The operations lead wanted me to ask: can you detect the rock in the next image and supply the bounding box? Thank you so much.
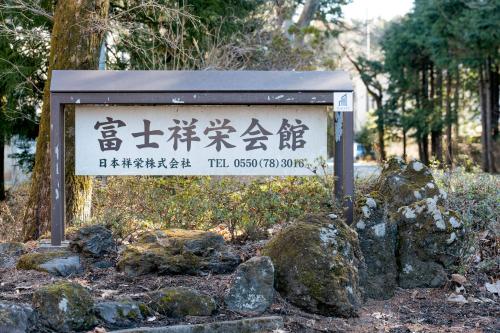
[447,293,468,304]
[388,156,443,199]
[106,316,284,333]
[32,281,97,332]
[485,281,500,295]
[95,299,143,328]
[225,256,274,315]
[147,287,216,318]
[451,273,467,285]
[93,259,115,269]
[397,198,464,288]
[70,224,116,257]
[0,302,35,333]
[356,158,452,298]
[355,194,398,299]
[0,242,26,269]
[263,214,363,317]
[16,251,83,277]
[117,229,240,277]
[376,158,445,209]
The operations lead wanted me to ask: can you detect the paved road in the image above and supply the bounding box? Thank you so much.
[326,162,381,179]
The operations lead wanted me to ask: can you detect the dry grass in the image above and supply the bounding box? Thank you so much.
[0,182,30,242]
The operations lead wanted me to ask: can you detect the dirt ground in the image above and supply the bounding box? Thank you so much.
[1,257,498,333]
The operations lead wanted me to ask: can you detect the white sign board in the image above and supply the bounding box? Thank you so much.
[75,105,327,176]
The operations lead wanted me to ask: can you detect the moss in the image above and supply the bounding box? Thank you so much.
[263,214,362,317]
[32,281,97,331]
[151,287,216,317]
[16,251,71,271]
[138,303,151,317]
[118,228,232,276]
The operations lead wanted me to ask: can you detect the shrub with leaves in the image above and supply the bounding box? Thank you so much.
[91,176,331,242]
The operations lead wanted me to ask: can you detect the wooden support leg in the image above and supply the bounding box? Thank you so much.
[50,95,65,245]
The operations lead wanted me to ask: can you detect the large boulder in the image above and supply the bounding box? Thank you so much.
[376,158,446,209]
[70,224,116,257]
[32,281,97,332]
[117,229,240,277]
[0,242,26,269]
[0,302,35,333]
[397,198,465,288]
[146,287,216,318]
[16,251,83,277]
[95,299,143,328]
[355,194,398,299]
[356,157,450,299]
[263,214,363,318]
[225,256,274,315]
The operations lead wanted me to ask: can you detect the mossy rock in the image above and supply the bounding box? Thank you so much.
[0,301,35,333]
[396,198,464,288]
[95,298,143,328]
[117,229,239,277]
[16,251,83,277]
[17,251,69,270]
[354,194,398,300]
[32,281,97,332]
[0,242,26,269]
[376,158,445,209]
[148,287,216,318]
[263,214,363,317]
[354,158,450,298]
[225,256,275,315]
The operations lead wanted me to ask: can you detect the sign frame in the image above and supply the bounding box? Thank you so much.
[50,70,354,246]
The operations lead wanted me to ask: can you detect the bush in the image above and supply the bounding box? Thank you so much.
[91,176,331,242]
[433,168,499,275]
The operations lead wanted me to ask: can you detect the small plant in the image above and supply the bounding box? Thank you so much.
[91,175,332,242]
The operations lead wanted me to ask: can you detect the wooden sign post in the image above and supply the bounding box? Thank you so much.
[50,70,354,246]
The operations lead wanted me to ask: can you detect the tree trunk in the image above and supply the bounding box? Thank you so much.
[445,70,453,166]
[23,0,109,240]
[422,134,430,165]
[375,96,386,161]
[297,0,320,28]
[488,61,498,172]
[490,64,499,141]
[0,133,4,201]
[421,66,430,165]
[479,63,491,173]
[431,67,443,165]
[453,67,460,139]
[295,0,320,45]
[402,93,407,161]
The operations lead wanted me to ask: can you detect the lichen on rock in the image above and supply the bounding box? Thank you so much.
[117,229,240,277]
[225,256,274,315]
[0,301,35,333]
[397,199,465,288]
[0,242,26,269]
[355,157,459,299]
[263,214,363,318]
[16,251,83,277]
[354,193,398,300]
[32,281,97,332]
[377,158,444,209]
[95,298,143,328]
[70,224,116,257]
[147,287,216,318]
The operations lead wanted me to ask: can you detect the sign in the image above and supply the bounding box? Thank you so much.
[333,92,353,112]
[50,70,355,246]
[75,105,327,176]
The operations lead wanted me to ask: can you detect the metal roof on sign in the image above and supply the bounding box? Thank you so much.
[50,70,353,93]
